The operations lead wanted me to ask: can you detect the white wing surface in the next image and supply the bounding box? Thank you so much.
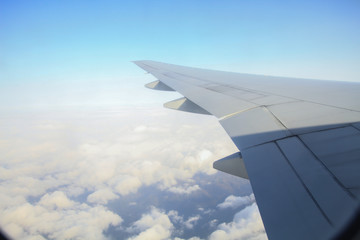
[134,60,360,240]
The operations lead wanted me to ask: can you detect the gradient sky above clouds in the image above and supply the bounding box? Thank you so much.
[0,0,359,239]
[1,0,360,109]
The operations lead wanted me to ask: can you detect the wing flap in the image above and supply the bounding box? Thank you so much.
[243,142,333,240]
[244,135,359,239]
[277,137,357,225]
[300,126,360,194]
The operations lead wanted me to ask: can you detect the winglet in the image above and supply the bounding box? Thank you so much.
[213,152,249,179]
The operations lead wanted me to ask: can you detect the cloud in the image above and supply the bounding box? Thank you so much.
[127,207,174,240]
[167,210,201,230]
[1,196,122,239]
[39,191,76,209]
[166,184,201,195]
[217,194,255,209]
[110,175,142,196]
[209,203,267,240]
[134,125,148,133]
[184,215,201,229]
[209,219,218,228]
[87,188,118,204]
[168,210,184,224]
[0,107,240,239]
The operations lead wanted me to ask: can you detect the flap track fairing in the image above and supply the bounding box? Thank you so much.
[213,152,249,179]
[145,80,175,91]
[164,97,211,115]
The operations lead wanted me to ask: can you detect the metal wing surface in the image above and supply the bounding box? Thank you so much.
[134,60,360,240]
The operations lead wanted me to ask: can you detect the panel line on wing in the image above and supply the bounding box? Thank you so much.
[352,123,360,131]
[274,141,334,226]
[234,125,359,154]
[218,106,259,120]
[297,136,356,199]
[263,106,292,136]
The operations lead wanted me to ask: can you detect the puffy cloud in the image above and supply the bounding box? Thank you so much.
[87,188,118,204]
[128,207,173,240]
[209,203,267,240]
[109,175,142,196]
[166,184,201,195]
[1,200,122,240]
[39,191,76,209]
[217,194,255,209]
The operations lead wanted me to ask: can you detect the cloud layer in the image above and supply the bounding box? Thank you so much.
[1,107,250,239]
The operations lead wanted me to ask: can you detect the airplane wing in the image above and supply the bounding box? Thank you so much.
[134,60,360,240]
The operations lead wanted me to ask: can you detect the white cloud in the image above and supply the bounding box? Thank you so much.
[209,219,218,228]
[188,237,201,240]
[1,201,122,240]
[134,125,147,133]
[168,210,184,224]
[209,203,267,240]
[87,188,118,204]
[199,149,213,162]
[168,210,201,230]
[217,194,255,209]
[110,175,142,196]
[128,207,174,240]
[0,107,239,239]
[184,215,201,229]
[167,184,201,195]
[39,191,76,209]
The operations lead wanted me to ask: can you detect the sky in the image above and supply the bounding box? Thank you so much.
[0,0,359,239]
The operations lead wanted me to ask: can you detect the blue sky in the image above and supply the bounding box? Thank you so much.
[1,0,360,110]
[0,1,359,239]
[1,0,360,87]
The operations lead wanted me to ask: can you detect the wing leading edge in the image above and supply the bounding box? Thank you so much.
[134,60,360,240]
